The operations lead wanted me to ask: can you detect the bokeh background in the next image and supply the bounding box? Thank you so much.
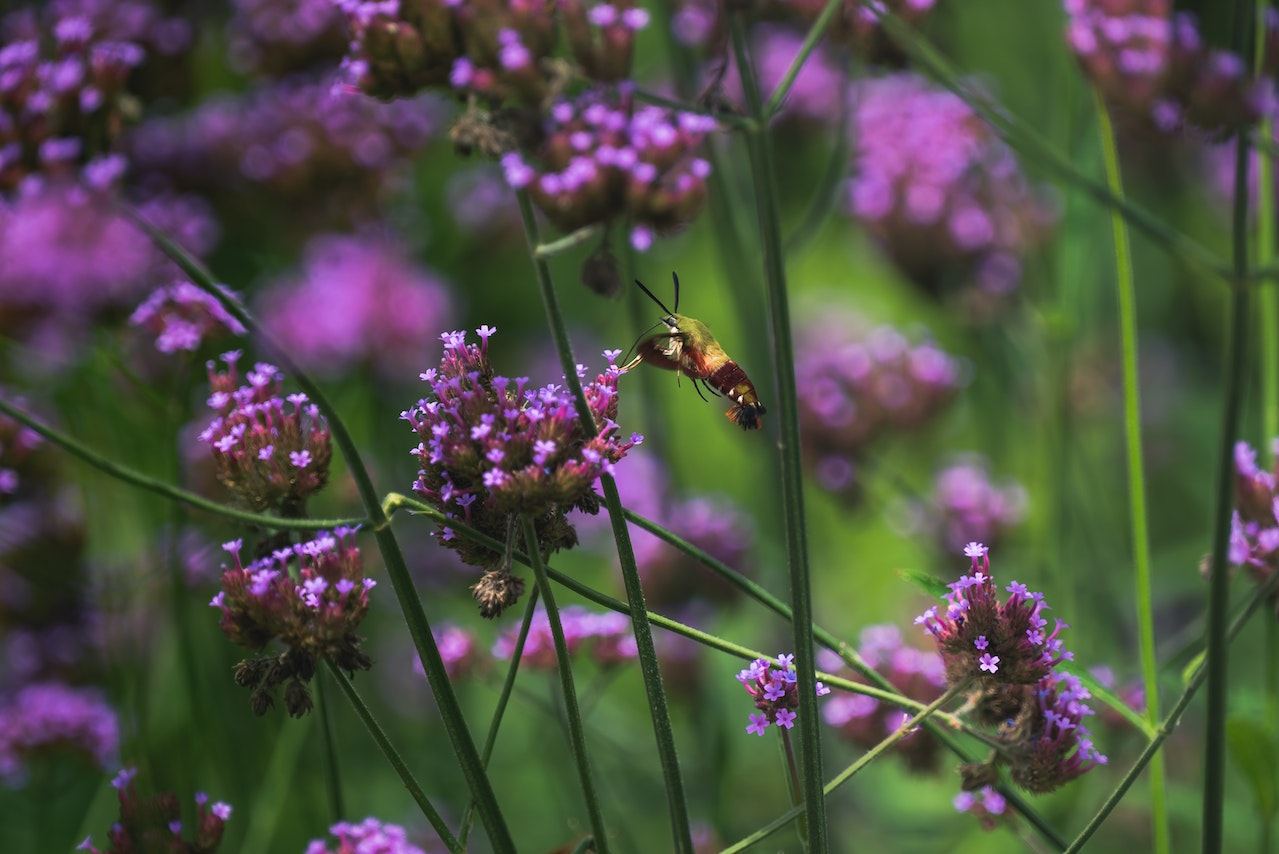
[0,0,1274,851]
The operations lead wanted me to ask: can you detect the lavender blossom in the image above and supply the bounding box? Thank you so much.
[1226,439,1279,612]
[405,329,639,615]
[212,529,373,716]
[492,605,636,668]
[794,311,964,498]
[738,653,831,736]
[257,232,455,381]
[821,624,947,771]
[953,786,1007,831]
[912,457,1027,554]
[846,74,1054,318]
[501,86,716,251]
[130,281,247,354]
[305,818,426,854]
[559,0,651,83]
[197,351,333,514]
[78,768,232,854]
[716,26,848,125]
[0,682,118,783]
[1004,670,1108,793]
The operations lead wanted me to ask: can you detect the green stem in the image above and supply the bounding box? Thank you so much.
[722,679,970,853]
[534,223,605,259]
[762,0,843,120]
[459,587,541,849]
[731,17,827,848]
[521,515,611,852]
[1093,91,1169,854]
[131,209,514,852]
[315,669,345,823]
[326,664,462,853]
[516,189,693,850]
[0,397,364,531]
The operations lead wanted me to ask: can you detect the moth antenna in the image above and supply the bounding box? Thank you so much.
[621,321,664,368]
[634,279,675,317]
[671,271,681,313]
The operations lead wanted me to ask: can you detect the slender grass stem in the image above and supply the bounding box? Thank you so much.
[521,515,611,852]
[762,0,842,120]
[131,211,514,852]
[326,665,462,853]
[730,14,827,850]
[515,189,694,850]
[1093,91,1169,854]
[315,670,345,823]
[721,680,970,852]
[534,223,605,259]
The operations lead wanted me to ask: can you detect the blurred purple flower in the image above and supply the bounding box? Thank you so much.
[901,457,1027,554]
[1226,438,1279,613]
[226,0,348,77]
[257,232,455,381]
[716,26,848,124]
[492,604,636,668]
[953,785,1007,831]
[305,818,426,854]
[0,681,118,783]
[131,281,246,354]
[79,769,231,853]
[846,74,1054,318]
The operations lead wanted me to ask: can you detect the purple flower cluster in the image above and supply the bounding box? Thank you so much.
[738,653,831,736]
[1228,439,1279,609]
[492,605,636,668]
[918,544,1106,794]
[257,232,455,381]
[212,529,374,716]
[305,818,426,854]
[821,624,947,771]
[404,327,640,615]
[794,313,964,498]
[502,87,716,251]
[0,5,150,189]
[846,74,1054,317]
[919,458,1027,554]
[130,281,246,354]
[127,74,439,229]
[0,407,41,501]
[227,0,349,77]
[79,768,232,854]
[336,0,646,103]
[0,682,118,783]
[1064,0,1268,134]
[916,544,1070,686]
[198,351,333,514]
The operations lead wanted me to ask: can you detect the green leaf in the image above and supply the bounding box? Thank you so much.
[1226,716,1279,818]
[895,567,950,600]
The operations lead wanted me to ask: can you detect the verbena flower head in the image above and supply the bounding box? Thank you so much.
[717,26,846,125]
[404,327,640,614]
[227,0,348,77]
[305,817,425,854]
[412,624,482,680]
[821,624,947,771]
[738,652,831,736]
[211,529,373,716]
[924,458,1027,554]
[257,232,455,381]
[1003,670,1108,793]
[1227,439,1279,610]
[916,544,1073,686]
[501,86,716,252]
[794,311,964,498]
[559,0,650,83]
[198,351,333,514]
[492,605,636,667]
[78,768,232,854]
[846,74,1054,319]
[1063,0,1266,134]
[0,682,118,783]
[130,281,247,354]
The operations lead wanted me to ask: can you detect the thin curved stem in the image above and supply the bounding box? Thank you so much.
[521,515,611,852]
[1093,91,1169,854]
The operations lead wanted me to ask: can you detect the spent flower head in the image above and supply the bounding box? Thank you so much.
[916,544,1072,686]
[198,351,333,514]
[405,327,639,617]
[738,652,831,736]
[211,529,373,716]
